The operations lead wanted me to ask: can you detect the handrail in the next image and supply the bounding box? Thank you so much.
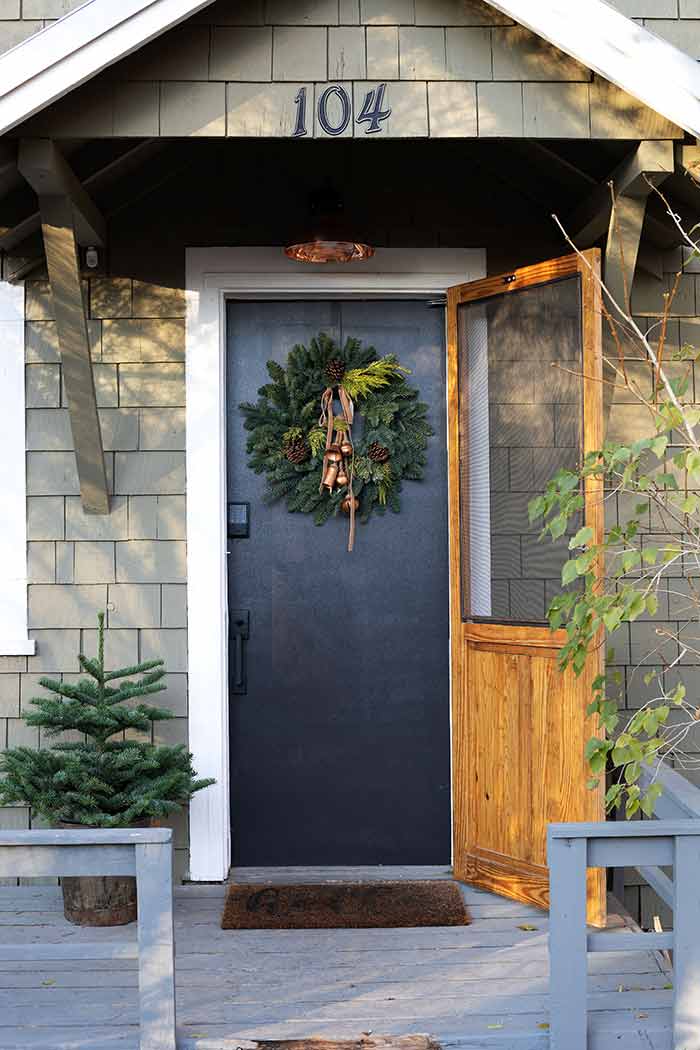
[0,828,176,1050]
[639,760,700,820]
[548,816,700,1050]
[635,762,700,908]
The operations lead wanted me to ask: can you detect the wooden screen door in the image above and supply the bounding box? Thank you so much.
[447,250,606,926]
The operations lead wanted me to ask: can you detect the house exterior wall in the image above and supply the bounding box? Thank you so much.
[9,0,684,140]
[614,249,700,927]
[0,275,190,883]
[2,184,698,900]
[0,0,699,903]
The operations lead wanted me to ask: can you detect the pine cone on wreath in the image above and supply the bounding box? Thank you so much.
[283,436,310,464]
[324,357,346,384]
[368,442,390,463]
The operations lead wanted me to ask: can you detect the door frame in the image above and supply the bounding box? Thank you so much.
[185,247,486,881]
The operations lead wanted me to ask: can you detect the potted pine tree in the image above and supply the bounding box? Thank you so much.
[0,613,213,926]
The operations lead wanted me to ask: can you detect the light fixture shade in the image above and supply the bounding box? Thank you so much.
[285,181,374,264]
[285,238,374,264]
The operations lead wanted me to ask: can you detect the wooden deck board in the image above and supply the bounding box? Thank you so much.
[0,873,672,1050]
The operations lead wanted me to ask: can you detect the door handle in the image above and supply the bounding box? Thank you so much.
[231,609,250,695]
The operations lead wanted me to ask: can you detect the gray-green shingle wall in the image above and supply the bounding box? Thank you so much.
[0,277,189,885]
[2,0,687,140]
[1,0,700,66]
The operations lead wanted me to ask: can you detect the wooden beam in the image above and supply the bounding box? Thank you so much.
[604,193,647,313]
[39,194,109,514]
[636,242,664,281]
[18,139,106,247]
[1,139,162,253]
[570,141,674,247]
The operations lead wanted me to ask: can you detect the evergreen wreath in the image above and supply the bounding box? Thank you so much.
[240,332,434,530]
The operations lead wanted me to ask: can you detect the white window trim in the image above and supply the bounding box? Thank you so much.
[185,247,485,882]
[0,281,35,658]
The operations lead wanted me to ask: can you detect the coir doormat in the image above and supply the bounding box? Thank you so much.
[221,880,470,930]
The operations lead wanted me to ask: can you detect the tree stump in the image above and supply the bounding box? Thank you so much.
[61,874,137,927]
[58,820,152,927]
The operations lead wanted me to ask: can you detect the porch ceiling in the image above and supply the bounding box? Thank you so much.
[0,136,696,284]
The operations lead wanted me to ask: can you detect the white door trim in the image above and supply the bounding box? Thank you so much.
[185,246,485,882]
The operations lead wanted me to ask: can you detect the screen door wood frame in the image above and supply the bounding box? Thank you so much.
[446,250,606,925]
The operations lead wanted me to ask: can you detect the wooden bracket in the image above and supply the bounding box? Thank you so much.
[605,194,647,315]
[570,140,674,248]
[18,139,106,247]
[37,193,109,514]
[17,139,109,513]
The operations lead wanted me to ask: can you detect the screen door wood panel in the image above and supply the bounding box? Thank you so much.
[447,251,606,926]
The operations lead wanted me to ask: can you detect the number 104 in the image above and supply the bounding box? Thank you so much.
[292,84,391,137]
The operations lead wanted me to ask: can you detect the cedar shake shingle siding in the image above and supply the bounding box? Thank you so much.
[0,278,190,885]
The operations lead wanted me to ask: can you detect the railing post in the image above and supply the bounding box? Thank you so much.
[135,841,176,1050]
[673,834,700,1050]
[549,835,588,1050]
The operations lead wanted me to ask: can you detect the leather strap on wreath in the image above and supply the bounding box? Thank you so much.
[319,384,356,551]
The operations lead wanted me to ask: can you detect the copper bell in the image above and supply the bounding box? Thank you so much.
[340,438,353,457]
[337,471,349,488]
[341,495,359,515]
[323,461,339,490]
[326,446,342,463]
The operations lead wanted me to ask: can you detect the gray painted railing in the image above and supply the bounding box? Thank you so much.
[548,807,700,1050]
[0,828,176,1050]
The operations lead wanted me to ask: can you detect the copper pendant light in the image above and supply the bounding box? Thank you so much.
[285,180,374,264]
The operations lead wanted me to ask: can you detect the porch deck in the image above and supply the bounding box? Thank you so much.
[0,867,672,1050]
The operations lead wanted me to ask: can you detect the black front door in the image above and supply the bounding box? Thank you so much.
[226,300,450,866]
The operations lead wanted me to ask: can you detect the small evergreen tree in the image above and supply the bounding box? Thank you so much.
[0,613,213,827]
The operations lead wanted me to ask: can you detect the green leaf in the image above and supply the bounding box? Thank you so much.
[651,436,668,459]
[528,495,545,523]
[569,526,593,549]
[610,446,631,464]
[603,609,622,632]
[625,762,641,785]
[621,550,641,573]
[561,559,580,586]
[626,593,646,620]
[549,514,568,540]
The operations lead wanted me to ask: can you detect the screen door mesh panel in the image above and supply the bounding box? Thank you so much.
[457,275,583,624]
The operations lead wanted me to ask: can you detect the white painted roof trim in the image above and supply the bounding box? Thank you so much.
[0,0,697,139]
[0,0,217,136]
[488,0,700,140]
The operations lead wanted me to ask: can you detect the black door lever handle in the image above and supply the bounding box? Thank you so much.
[234,629,244,687]
[231,610,250,695]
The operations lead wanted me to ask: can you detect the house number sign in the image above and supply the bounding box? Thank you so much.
[292,83,391,137]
